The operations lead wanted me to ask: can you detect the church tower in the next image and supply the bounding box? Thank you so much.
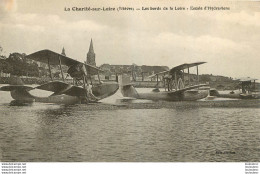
[61,47,66,56]
[86,39,96,66]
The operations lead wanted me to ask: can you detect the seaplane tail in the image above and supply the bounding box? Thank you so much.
[118,75,139,98]
[0,77,35,102]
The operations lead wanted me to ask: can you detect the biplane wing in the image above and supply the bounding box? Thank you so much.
[26,49,103,75]
[169,62,206,74]
[0,85,34,91]
[0,82,86,98]
[148,62,206,78]
[36,81,119,99]
[36,81,85,96]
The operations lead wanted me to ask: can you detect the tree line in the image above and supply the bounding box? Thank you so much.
[0,52,40,77]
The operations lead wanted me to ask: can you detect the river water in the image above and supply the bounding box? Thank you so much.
[0,87,259,162]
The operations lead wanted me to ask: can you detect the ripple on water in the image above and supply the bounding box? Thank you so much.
[0,90,259,161]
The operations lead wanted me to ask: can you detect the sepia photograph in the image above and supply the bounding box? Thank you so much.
[0,0,259,173]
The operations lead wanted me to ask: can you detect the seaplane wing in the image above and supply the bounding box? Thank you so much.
[26,49,103,75]
[36,81,85,96]
[169,62,206,74]
[148,62,206,78]
[0,85,34,91]
[168,84,208,95]
[36,81,71,93]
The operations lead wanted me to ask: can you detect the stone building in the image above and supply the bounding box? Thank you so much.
[99,64,169,81]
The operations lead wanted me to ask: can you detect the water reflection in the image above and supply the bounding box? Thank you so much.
[9,100,34,106]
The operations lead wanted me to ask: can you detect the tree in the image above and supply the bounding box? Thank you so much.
[0,59,13,73]
[5,52,39,76]
[200,74,211,82]
[0,45,3,55]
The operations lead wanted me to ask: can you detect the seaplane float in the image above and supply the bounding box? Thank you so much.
[0,50,119,105]
[119,62,209,101]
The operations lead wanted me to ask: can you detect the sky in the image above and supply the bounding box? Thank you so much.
[0,0,260,79]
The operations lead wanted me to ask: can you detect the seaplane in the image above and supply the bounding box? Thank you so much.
[209,77,260,99]
[0,50,119,105]
[119,62,209,101]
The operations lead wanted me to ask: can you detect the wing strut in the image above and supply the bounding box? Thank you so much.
[89,75,93,85]
[97,71,101,84]
[47,57,53,81]
[174,72,177,91]
[58,56,65,81]
[156,74,159,86]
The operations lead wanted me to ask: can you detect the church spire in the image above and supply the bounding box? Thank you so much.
[61,47,66,56]
[89,38,94,53]
[86,39,96,66]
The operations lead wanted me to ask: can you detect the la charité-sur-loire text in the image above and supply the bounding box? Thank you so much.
[64,6,230,12]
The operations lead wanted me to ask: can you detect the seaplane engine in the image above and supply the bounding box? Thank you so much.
[67,63,87,80]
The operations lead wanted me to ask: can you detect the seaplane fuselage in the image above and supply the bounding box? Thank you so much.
[120,85,208,101]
